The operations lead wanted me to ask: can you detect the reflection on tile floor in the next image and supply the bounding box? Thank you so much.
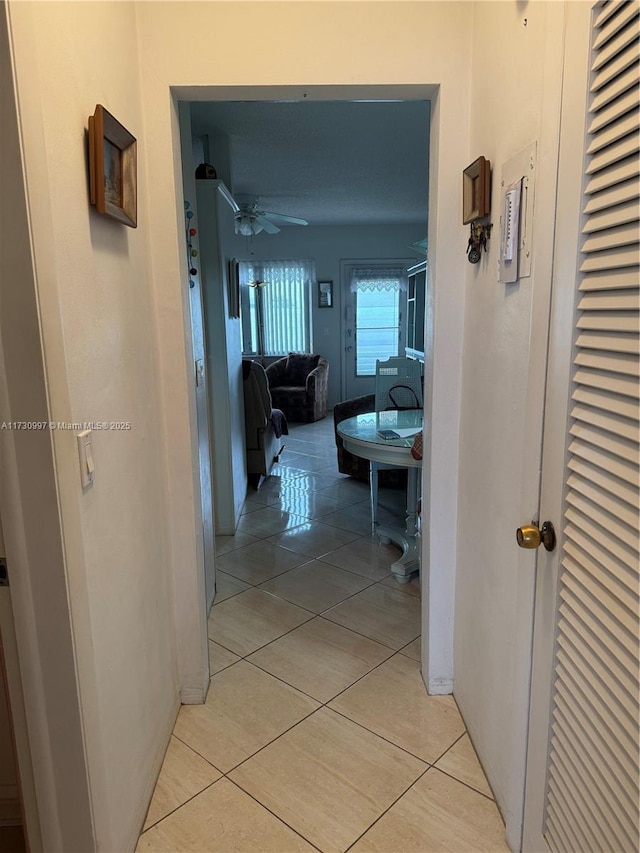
[137,418,506,852]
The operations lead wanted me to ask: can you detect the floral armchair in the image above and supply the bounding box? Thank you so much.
[266,353,329,423]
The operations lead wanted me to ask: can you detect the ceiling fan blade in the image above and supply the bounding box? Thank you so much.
[255,214,280,234]
[262,212,309,226]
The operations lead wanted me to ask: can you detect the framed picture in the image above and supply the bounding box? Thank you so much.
[462,156,491,224]
[89,105,137,228]
[227,259,240,319]
[318,280,333,308]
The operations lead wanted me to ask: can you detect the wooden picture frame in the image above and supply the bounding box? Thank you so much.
[318,280,333,308]
[462,156,491,224]
[89,105,137,227]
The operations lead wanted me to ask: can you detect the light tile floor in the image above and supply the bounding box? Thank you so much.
[137,417,508,852]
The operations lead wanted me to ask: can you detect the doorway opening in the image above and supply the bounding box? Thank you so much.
[179,96,430,650]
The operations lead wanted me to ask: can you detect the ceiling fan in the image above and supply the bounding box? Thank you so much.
[234,202,309,237]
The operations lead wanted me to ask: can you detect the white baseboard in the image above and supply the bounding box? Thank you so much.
[426,677,454,695]
[180,683,208,705]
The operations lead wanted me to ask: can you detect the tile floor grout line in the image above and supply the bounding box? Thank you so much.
[326,701,445,769]
[170,731,226,774]
[138,778,220,836]
[227,646,440,770]
[222,778,324,853]
[342,764,434,852]
[221,702,322,776]
[432,765,498,804]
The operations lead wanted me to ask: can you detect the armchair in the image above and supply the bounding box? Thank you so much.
[242,360,287,488]
[266,353,329,423]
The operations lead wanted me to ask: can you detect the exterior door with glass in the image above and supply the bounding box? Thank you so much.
[343,264,409,400]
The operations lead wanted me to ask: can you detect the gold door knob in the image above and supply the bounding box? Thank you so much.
[516,521,556,552]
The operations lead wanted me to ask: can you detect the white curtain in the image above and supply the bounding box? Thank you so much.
[349,267,407,293]
[240,259,314,355]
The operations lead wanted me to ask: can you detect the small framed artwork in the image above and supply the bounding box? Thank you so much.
[318,280,333,308]
[88,104,137,228]
[227,259,240,319]
[462,156,491,224]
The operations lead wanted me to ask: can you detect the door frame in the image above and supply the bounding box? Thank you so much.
[166,81,468,700]
[522,3,593,847]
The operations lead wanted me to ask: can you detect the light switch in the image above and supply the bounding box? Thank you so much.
[77,429,95,488]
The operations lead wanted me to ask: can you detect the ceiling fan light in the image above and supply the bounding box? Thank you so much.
[237,214,253,237]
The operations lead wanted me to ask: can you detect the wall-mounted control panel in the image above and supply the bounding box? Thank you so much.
[499,141,537,284]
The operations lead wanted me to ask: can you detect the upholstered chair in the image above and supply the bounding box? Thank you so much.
[266,353,329,423]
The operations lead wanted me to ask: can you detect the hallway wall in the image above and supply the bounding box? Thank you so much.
[5,3,186,850]
[455,3,567,847]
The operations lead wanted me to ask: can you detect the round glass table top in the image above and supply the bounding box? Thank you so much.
[337,410,424,466]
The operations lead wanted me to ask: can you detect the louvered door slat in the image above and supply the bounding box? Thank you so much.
[574,348,640,375]
[566,492,638,550]
[567,455,638,508]
[584,178,639,212]
[575,330,639,354]
[559,589,637,685]
[555,658,636,766]
[561,607,638,701]
[548,769,611,852]
[564,523,638,593]
[594,0,630,30]
[550,738,636,852]
[588,88,639,134]
[571,403,639,446]
[592,40,640,89]
[570,419,638,465]
[585,155,639,192]
[590,61,639,111]
[560,568,636,659]
[550,741,633,852]
[542,7,639,849]
[579,244,640,271]
[571,367,639,399]
[582,220,639,250]
[593,1,639,48]
[579,267,640,290]
[587,128,640,169]
[575,306,639,328]
[567,471,638,528]
[577,289,640,310]
[592,15,640,70]
[559,621,637,720]
[583,198,640,231]
[553,694,635,801]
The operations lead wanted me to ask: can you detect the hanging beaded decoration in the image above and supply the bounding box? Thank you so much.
[184,201,198,288]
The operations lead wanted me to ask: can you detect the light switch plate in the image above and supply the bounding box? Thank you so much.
[77,429,95,488]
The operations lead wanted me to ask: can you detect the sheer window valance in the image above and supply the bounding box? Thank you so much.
[350,268,408,293]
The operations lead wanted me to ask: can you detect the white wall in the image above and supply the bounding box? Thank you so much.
[197,181,248,533]
[245,224,425,406]
[5,2,188,850]
[135,0,473,711]
[454,3,567,847]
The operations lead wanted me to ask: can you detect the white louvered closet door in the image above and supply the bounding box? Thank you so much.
[523,2,639,851]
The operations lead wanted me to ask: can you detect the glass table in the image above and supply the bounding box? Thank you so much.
[337,410,423,583]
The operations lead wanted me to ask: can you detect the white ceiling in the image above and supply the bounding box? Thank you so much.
[190,100,430,228]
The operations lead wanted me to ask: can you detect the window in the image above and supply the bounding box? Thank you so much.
[240,259,314,356]
[351,268,406,375]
